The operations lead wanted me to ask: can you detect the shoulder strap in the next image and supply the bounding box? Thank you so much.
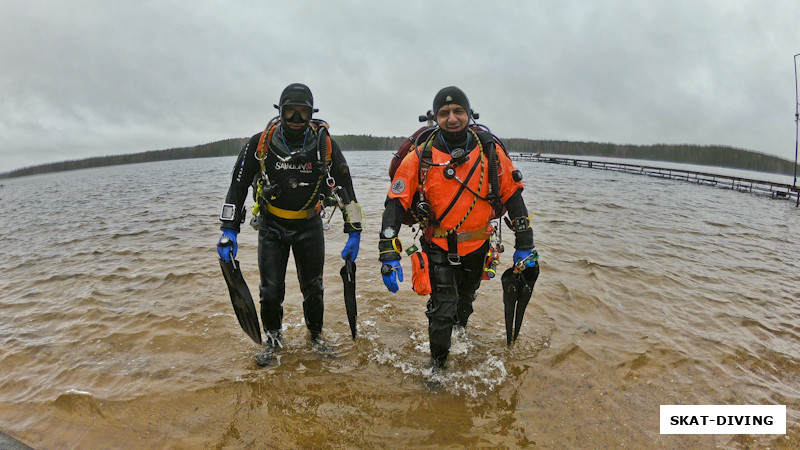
[416,131,437,195]
[257,118,280,158]
[472,129,502,215]
[256,119,280,176]
[306,120,337,209]
[310,120,333,165]
[435,140,484,226]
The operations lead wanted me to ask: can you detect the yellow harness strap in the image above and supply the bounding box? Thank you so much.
[266,203,321,220]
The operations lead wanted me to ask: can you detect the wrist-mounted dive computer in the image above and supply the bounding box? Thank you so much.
[220,203,237,221]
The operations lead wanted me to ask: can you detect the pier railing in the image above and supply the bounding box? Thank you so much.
[511,154,800,206]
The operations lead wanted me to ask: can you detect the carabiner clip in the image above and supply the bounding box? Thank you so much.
[330,185,345,209]
[513,250,539,273]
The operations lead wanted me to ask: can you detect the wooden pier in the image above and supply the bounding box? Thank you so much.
[511,154,800,206]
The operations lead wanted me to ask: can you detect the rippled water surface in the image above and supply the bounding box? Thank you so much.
[1,152,799,448]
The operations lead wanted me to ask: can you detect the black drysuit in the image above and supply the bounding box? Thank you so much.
[221,122,358,335]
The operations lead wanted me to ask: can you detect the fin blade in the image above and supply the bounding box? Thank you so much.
[220,258,262,344]
[501,268,518,346]
[340,259,358,339]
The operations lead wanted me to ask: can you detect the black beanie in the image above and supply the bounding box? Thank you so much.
[432,86,470,116]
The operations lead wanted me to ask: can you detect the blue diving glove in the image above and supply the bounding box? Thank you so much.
[513,249,538,269]
[381,260,403,293]
[217,229,239,262]
[341,232,361,261]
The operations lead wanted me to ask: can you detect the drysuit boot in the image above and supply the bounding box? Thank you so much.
[255,329,283,367]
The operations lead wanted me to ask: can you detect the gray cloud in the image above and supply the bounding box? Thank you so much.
[2,0,798,172]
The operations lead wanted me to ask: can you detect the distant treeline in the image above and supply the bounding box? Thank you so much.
[334,134,799,177]
[502,139,798,177]
[1,138,248,179]
[2,134,798,179]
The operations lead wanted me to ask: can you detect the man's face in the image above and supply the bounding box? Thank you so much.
[436,104,469,133]
[282,105,312,130]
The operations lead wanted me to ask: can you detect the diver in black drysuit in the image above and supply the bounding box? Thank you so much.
[218,84,361,357]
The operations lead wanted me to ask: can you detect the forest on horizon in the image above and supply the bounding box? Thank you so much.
[2,134,798,180]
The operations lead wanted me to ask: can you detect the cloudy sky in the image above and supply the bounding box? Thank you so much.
[1,1,799,173]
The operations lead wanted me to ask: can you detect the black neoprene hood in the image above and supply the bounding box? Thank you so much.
[278,83,314,109]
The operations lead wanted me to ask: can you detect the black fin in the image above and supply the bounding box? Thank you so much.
[340,258,358,339]
[219,257,262,344]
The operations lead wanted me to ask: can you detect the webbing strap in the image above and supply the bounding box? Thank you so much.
[266,203,321,220]
[433,224,490,242]
[255,120,332,211]
[436,147,483,224]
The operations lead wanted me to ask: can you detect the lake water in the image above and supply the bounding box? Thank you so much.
[1,151,799,448]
